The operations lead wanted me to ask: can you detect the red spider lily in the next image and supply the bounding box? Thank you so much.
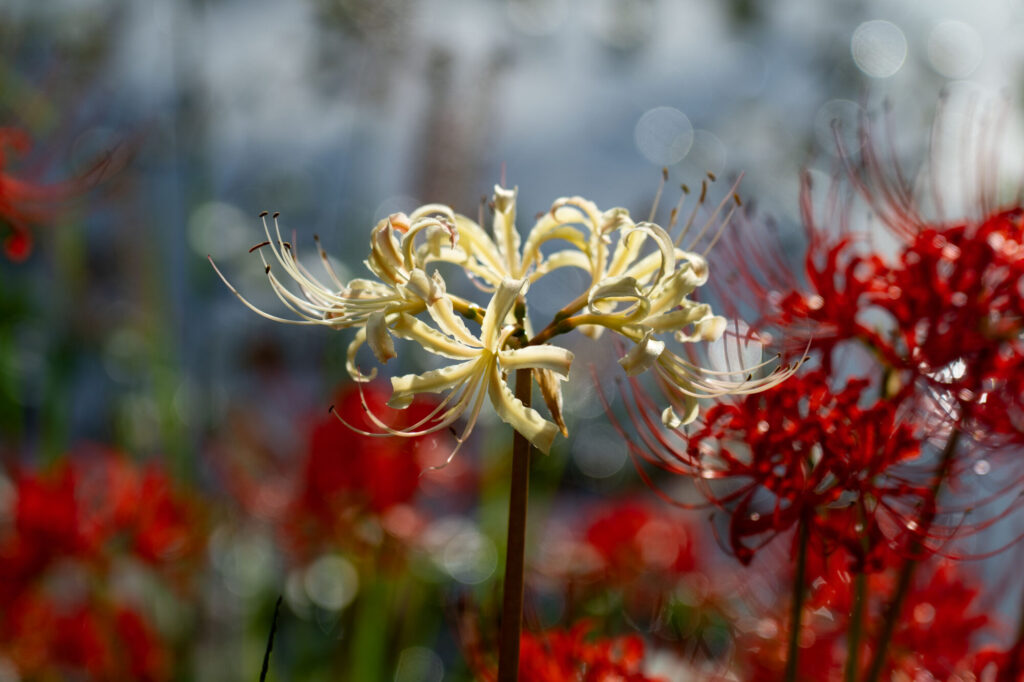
[0,451,200,681]
[0,127,115,262]
[213,382,456,559]
[467,621,665,682]
[708,176,897,370]
[1,593,168,682]
[740,621,845,682]
[0,452,202,600]
[533,499,711,636]
[887,561,993,679]
[616,369,923,563]
[582,500,697,582]
[298,383,436,516]
[713,119,1024,444]
[740,557,992,681]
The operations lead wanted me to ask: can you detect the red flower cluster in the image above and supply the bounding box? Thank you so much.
[216,382,454,560]
[759,180,1024,443]
[468,622,665,682]
[624,369,921,563]
[742,555,992,681]
[0,451,202,681]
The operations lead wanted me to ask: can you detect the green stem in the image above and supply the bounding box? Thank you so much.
[348,577,391,681]
[784,515,811,682]
[497,368,533,682]
[844,569,867,682]
[863,428,961,682]
[844,503,871,682]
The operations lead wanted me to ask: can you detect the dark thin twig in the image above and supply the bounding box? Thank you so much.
[259,595,284,682]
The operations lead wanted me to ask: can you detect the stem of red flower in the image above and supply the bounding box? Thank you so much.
[863,428,961,682]
[844,569,867,682]
[999,596,1024,682]
[497,368,533,682]
[784,514,811,682]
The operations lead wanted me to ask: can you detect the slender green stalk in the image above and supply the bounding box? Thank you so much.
[349,578,391,681]
[844,569,867,682]
[497,368,533,682]
[784,515,811,682]
[863,428,961,682]
[844,503,871,682]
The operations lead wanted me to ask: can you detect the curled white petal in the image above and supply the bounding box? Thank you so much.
[498,345,574,378]
[365,311,396,364]
[587,275,650,322]
[619,333,666,376]
[390,313,478,359]
[346,328,376,382]
[481,278,528,348]
[487,363,559,454]
[661,406,682,429]
[389,360,479,409]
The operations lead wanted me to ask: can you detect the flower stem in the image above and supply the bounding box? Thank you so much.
[844,568,867,682]
[497,368,533,682]
[784,514,811,682]
[863,427,961,682]
[998,592,1024,682]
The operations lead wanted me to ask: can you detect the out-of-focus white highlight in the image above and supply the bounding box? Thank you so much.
[635,107,694,166]
[851,20,907,78]
[928,20,984,79]
[304,554,359,611]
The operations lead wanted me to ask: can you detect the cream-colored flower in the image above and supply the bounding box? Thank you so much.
[217,178,794,455]
[354,277,573,457]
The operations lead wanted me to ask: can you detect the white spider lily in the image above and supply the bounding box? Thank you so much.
[217,178,795,456]
[210,211,453,327]
[359,277,573,456]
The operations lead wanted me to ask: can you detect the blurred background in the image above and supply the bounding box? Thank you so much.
[2,0,1024,680]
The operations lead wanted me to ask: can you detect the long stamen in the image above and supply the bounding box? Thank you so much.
[649,167,669,223]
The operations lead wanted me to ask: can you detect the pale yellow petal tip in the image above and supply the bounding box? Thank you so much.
[493,185,518,212]
[386,392,414,410]
[527,421,559,455]
[698,315,727,342]
[661,400,699,429]
[661,406,681,429]
[536,368,569,438]
[618,334,666,377]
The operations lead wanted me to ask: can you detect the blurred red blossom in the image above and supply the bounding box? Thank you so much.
[0,450,203,681]
[740,556,993,681]
[0,126,117,262]
[582,500,697,581]
[466,621,665,682]
[217,382,457,561]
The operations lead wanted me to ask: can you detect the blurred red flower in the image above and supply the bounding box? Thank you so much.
[583,500,697,582]
[0,127,116,262]
[0,451,203,681]
[467,621,665,682]
[275,382,455,558]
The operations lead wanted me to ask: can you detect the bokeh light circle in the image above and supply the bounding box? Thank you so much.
[851,20,908,78]
[304,554,359,611]
[634,107,694,166]
[928,20,983,79]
